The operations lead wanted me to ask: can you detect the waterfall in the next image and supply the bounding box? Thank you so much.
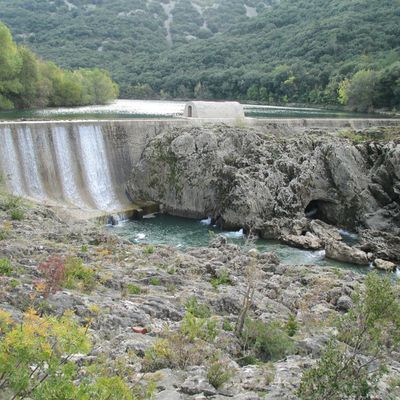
[17,126,45,199]
[0,127,24,195]
[52,126,87,208]
[77,125,122,210]
[0,122,132,212]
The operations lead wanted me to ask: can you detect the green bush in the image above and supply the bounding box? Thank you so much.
[149,277,161,286]
[0,258,13,276]
[64,256,96,292]
[242,319,294,362]
[298,273,400,400]
[222,318,233,332]
[0,229,7,241]
[207,358,234,389]
[181,312,218,342]
[0,308,134,399]
[142,332,209,372]
[143,245,155,255]
[338,129,365,144]
[211,270,232,289]
[185,297,211,318]
[285,314,299,337]
[10,207,24,221]
[0,195,21,211]
[126,284,142,295]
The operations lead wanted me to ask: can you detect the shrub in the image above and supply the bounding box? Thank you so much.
[38,256,96,295]
[298,273,400,400]
[38,255,65,297]
[185,297,211,318]
[211,270,232,289]
[143,245,155,255]
[0,221,12,241]
[0,258,13,276]
[242,319,294,362]
[0,228,7,241]
[142,338,172,372]
[149,277,161,286]
[181,312,218,342]
[64,256,96,292]
[10,207,24,221]
[223,318,234,332]
[0,308,135,400]
[207,358,234,389]
[126,284,142,295]
[338,129,365,144]
[0,194,21,211]
[285,314,299,337]
[142,332,209,372]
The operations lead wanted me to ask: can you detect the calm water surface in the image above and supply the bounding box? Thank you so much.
[109,214,375,274]
[0,99,390,120]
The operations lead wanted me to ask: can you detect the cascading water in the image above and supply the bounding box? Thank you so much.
[17,126,45,199]
[78,125,121,210]
[0,122,133,213]
[52,125,88,208]
[0,127,24,196]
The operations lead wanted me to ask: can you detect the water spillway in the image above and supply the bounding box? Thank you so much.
[0,120,187,214]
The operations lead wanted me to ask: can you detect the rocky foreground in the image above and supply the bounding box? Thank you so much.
[1,197,400,399]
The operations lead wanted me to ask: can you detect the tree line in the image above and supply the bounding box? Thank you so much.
[0,22,118,111]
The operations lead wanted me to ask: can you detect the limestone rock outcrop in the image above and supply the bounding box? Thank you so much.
[127,126,400,241]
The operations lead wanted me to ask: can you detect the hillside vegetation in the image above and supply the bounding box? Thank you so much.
[0,22,118,110]
[0,0,399,110]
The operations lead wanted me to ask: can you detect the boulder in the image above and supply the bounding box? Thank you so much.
[280,233,324,250]
[180,367,217,396]
[336,295,353,311]
[309,220,342,243]
[325,240,369,265]
[373,258,397,272]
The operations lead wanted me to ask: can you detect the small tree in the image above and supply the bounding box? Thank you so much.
[0,309,135,400]
[298,273,400,400]
[342,70,379,112]
[235,233,260,336]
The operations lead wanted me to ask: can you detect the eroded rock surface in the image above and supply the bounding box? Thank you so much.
[325,240,370,265]
[127,126,400,237]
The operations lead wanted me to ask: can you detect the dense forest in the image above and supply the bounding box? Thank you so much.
[0,0,399,110]
[0,22,118,110]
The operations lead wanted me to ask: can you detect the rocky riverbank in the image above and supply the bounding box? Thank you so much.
[1,195,399,399]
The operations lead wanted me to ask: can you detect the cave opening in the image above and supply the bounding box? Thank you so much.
[305,199,334,224]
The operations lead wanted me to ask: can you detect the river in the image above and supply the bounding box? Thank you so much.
[0,99,389,120]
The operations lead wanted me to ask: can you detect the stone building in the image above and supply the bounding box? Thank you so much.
[184,101,245,119]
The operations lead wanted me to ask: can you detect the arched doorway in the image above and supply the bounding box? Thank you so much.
[188,105,193,117]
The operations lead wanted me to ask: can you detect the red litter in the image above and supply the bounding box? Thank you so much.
[132,327,148,334]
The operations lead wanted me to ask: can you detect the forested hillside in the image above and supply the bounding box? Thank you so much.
[0,20,118,110]
[0,0,399,110]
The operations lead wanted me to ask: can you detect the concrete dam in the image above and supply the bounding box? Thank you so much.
[0,117,399,219]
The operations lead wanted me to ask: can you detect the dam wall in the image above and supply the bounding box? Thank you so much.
[0,120,189,213]
[0,117,399,215]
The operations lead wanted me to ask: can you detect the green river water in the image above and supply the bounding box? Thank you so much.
[108,214,376,275]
